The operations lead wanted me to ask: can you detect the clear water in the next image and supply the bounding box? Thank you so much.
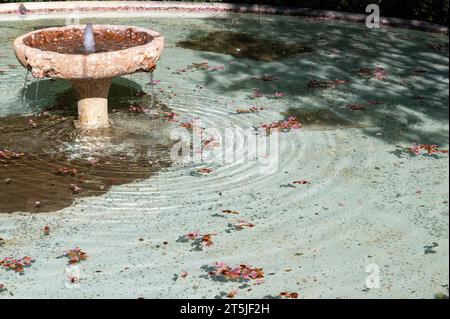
[0,13,448,298]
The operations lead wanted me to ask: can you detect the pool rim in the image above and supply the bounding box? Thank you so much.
[0,1,447,35]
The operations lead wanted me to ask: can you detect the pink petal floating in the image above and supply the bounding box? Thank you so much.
[28,119,37,128]
[209,65,225,71]
[70,184,82,193]
[252,90,264,98]
[0,256,35,273]
[373,68,387,80]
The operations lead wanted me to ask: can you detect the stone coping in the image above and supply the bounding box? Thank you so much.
[0,1,447,35]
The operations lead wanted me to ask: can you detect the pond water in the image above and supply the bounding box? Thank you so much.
[0,13,448,298]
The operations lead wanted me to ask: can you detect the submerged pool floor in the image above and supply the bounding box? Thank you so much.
[0,13,448,299]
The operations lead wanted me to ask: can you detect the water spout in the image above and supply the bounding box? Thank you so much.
[83,23,96,53]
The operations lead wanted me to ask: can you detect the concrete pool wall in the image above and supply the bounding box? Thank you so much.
[0,1,448,34]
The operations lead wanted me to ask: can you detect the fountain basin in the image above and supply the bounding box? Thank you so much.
[13,25,164,129]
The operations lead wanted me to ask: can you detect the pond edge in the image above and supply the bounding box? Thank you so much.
[0,1,447,35]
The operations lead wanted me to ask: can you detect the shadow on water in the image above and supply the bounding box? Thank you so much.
[176,14,449,145]
[21,77,147,115]
[1,77,175,214]
[281,108,371,130]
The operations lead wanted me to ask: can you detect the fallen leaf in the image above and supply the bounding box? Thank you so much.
[222,209,239,215]
[236,107,265,114]
[252,90,264,98]
[197,167,213,174]
[252,74,279,81]
[234,220,255,231]
[70,184,82,193]
[60,248,88,265]
[56,167,78,176]
[280,292,299,299]
[227,289,238,298]
[0,256,35,273]
[261,117,301,134]
[209,262,264,281]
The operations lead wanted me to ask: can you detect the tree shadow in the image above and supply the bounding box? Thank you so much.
[1,77,174,214]
[174,13,449,146]
[175,235,205,251]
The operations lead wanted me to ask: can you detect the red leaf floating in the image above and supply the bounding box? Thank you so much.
[197,167,213,174]
[261,117,301,134]
[0,256,35,273]
[409,144,448,156]
[210,262,264,281]
[280,292,299,299]
[61,248,88,265]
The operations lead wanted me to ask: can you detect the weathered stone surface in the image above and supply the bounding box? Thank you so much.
[14,25,164,79]
[13,25,164,129]
[71,78,112,129]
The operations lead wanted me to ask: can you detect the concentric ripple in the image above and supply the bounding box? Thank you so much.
[0,101,175,213]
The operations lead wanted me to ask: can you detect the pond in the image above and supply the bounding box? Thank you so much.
[0,12,448,299]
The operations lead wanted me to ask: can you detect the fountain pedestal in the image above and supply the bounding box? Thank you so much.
[71,78,112,129]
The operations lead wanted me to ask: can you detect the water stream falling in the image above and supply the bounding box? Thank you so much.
[149,71,155,106]
[21,69,29,107]
[142,71,156,112]
[35,78,39,105]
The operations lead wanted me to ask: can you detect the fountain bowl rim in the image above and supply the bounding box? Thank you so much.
[13,24,164,80]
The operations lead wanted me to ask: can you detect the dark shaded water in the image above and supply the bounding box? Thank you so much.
[0,93,174,213]
[177,31,313,62]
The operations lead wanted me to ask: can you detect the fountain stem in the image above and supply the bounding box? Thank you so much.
[70,78,112,129]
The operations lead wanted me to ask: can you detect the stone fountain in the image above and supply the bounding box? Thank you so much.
[13,24,164,129]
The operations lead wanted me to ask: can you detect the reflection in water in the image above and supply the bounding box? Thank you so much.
[20,77,149,114]
[282,108,371,131]
[1,79,174,213]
